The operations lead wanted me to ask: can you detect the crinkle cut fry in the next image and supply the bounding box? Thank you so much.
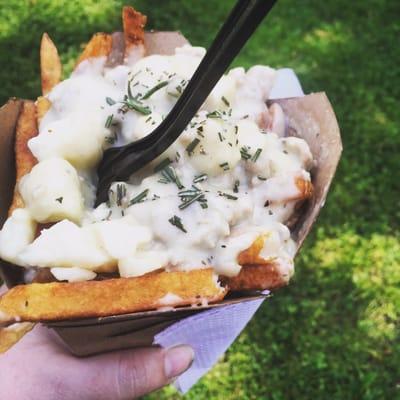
[8,101,38,215]
[122,6,147,62]
[0,269,226,323]
[40,33,62,96]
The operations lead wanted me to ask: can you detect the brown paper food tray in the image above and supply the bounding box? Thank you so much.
[0,32,342,356]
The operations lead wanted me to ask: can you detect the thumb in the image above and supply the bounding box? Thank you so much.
[68,345,194,399]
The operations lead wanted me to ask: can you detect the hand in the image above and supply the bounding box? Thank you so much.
[0,304,194,399]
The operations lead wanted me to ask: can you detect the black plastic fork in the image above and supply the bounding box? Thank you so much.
[96,0,278,205]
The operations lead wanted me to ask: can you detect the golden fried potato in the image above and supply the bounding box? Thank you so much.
[0,269,226,323]
[122,6,147,62]
[35,96,51,126]
[8,101,38,215]
[0,322,34,354]
[40,33,62,96]
[223,262,289,291]
[75,33,113,68]
[295,177,313,200]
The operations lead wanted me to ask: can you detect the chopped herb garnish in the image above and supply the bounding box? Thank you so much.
[145,116,152,123]
[258,176,267,181]
[218,132,224,142]
[121,98,151,115]
[116,184,127,206]
[105,114,113,129]
[106,97,116,106]
[264,200,270,207]
[283,150,289,154]
[160,165,184,189]
[193,173,208,183]
[221,244,227,248]
[233,180,240,193]
[179,191,204,210]
[154,158,172,172]
[142,81,169,99]
[55,197,63,204]
[168,215,187,233]
[197,126,205,138]
[105,134,117,145]
[240,146,251,160]
[251,148,262,162]
[178,186,208,210]
[127,78,135,100]
[175,151,181,162]
[186,138,200,155]
[129,189,149,205]
[219,162,230,171]
[221,96,230,107]
[207,110,222,119]
[102,209,112,221]
[219,191,238,200]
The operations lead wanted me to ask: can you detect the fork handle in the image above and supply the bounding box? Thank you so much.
[98,0,278,202]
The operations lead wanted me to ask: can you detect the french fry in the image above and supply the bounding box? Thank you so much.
[223,262,289,291]
[75,33,113,68]
[122,6,147,63]
[35,96,51,126]
[295,177,313,200]
[0,269,226,323]
[0,322,34,354]
[40,33,62,96]
[8,101,38,215]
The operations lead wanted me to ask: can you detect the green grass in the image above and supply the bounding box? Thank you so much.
[0,0,399,398]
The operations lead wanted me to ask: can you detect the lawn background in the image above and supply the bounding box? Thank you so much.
[0,0,399,398]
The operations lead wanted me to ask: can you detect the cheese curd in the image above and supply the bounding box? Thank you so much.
[0,44,314,282]
[19,158,84,223]
[0,209,36,266]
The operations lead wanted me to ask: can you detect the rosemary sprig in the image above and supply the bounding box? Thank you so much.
[193,173,208,183]
[121,97,151,115]
[219,191,238,200]
[154,158,172,172]
[221,96,230,107]
[105,114,113,129]
[219,162,230,171]
[160,165,184,189]
[142,81,169,99]
[207,110,222,119]
[104,133,117,145]
[127,78,135,100]
[251,148,262,162]
[116,184,127,206]
[168,215,187,233]
[129,189,149,205]
[186,138,200,155]
[240,146,251,160]
[178,185,208,210]
[106,97,116,106]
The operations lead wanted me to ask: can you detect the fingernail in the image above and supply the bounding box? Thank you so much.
[164,345,194,379]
